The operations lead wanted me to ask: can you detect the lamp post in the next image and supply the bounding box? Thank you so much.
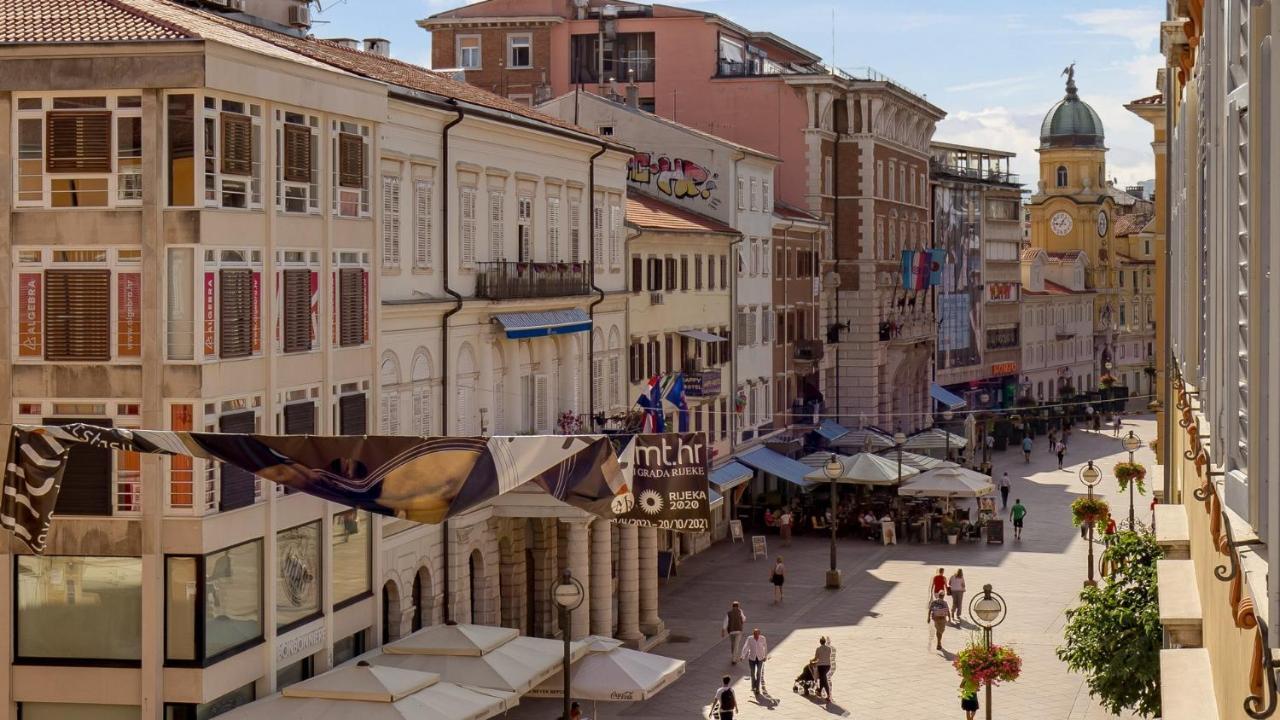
[1121,430,1142,527]
[824,454,844,589]
[977,393,991,464]
[1078,461,1102,587]
[941,407,955,462]
[968,584,1008,720]
[552,569,584,720]
[893,430,906,540]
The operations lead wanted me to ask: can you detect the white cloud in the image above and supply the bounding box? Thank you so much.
[1067,8,1163,50]
[945,75,1035,94]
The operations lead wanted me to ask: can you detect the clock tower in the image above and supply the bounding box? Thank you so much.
[1026,66,1118,380]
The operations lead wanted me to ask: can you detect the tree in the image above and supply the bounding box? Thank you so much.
[1057,531,1162,717]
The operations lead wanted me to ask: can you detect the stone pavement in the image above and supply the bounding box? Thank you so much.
[509,416,1157,720]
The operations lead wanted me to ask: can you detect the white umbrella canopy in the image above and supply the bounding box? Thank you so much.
[878,448,959,472]
[897,465,994,498]
[528,636,685,702]
[902,427,969,450]
[383,623,518,657]
[372,628,586,694]
[802,452,919,485]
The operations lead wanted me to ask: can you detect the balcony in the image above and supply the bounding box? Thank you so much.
[475,262,592,300]
[929,160,1020,186]
[794,339,824,364]
[684,368,722,398]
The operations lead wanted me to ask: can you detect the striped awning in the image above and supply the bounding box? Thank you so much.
[709,461,753,492]
[493,309,591,339]
[930,383,967,410]
[737,447,812,488]
[709,488,724,509]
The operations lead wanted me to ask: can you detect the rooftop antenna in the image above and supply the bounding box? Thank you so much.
[831,8,836,71]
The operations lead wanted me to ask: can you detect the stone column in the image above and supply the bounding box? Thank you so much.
[588,520,614,636]
[615,524,643,645]
[638,526,664,636]
[564,519,592,640]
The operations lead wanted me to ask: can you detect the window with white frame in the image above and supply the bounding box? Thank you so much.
[413,174,435,269]
[517,195,533,262]
[13,248,142,363]
[201,95,264,209]
[568,194,582,263]
[546,195,562,262]
[507,33,532,68]
[749,177,758,211]
[15,93,143,208]
[457,35,482,69]
[592,192,605,265]
[460,185,478,268]
[489,189,506,261]
[608,194,623,269]
[187,248,264,361]
[381,173,401,268]
[332,251,370,348]
[332,120,371,218]
[737,177,745,210]
[275,250,320,354]
[762,179,772,213]
[275,110,320,214]
[15,400,144,515]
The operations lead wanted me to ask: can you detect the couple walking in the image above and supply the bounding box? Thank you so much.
[722,602,768,692]
[928,568,967,650]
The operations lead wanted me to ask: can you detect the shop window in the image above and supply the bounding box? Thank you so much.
[332,510,372,607]
[16,555,142,663]
[276,521,322,631]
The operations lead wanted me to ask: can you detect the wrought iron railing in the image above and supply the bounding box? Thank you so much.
[475,261,593,300]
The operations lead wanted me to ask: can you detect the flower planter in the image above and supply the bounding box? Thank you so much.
[955,642,1023,695]
[947,534,959,545]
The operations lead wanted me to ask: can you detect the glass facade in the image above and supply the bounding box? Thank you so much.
[22,703,139,720]
[276,521,321,630]
[166,556,197,661]
[276,654,314,690]
[204,540,263,659]
[331,510,370,606]
[332,630,367,666]
[16,556,142,662]
[164,681,255,720]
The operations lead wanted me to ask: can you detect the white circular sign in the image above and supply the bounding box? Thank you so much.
[554,581,583,609]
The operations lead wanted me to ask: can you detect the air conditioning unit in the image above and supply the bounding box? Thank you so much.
[226,0,246,10]
[289,4,311,28]
[649,292,664,305]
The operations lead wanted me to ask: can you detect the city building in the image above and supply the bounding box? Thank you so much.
[928,142,1023,409]
[1019,249,1095,403]
[1156,1,1278,717]
[0,1,665,718]
[1111,203,1158,400]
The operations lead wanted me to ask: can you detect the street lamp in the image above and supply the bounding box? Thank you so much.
[823,454,844,589]
[968,584,1008,720]
[1078,461,1102,587]
[552,569,584,720]
[1121,430,1142,527]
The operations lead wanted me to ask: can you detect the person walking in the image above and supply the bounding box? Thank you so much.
[928,592,950,650]
[814,636,834,703]
[779,509,793,547]
[712,675,738,719]
[948,569,966,621]
[742,628,769,693]
[931,568,947,598]
[722,601,746,664]
[961,687,980,719]
[1047,429,1057,455]
[998,472,1011,509]
[1113,414,1123,436]
[1055,440,1066,469]
[770,557,786,604]
[1021,435,1033,463]
[1010,499,1027,540]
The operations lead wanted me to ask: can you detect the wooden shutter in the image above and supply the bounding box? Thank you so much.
[631,256,642,292]
[414,180,433,268]
[282,269,311,353]
[608,355,620,407]
[460,188,477,266]
[412,387,432,436]
[46,111,111,172]
[338,268,365,347]
[381,175,401,267]
[218,410,256,511]
[488,191,504,261]
[547,197,561,262]
[220,113,252,176]
[338,132,365,188]
[340,393,367,434]
[284,402,316,435]
[534,374,549,433]
[44,269,110,361]
[592,202,604,264]
[381,392,401,434]
[283,123,312,183]
[44,417,112,516]
[219,269,253,358]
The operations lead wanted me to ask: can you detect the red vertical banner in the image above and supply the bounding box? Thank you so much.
[250,271,262,354]
[362,269,369,343]
[203,272,216,358]
[17,273,42,358]
[309,270,319,345]
[117,272,142,357]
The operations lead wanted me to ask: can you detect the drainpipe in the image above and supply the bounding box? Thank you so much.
[831,100,842,423]
[729,152,745,452]
[439,103,465,624]
[587,143,608,425]
[1161,21,1173,502]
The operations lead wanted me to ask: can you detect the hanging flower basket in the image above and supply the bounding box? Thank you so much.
[954,642,1023,696]
[1070,496,1110,529]
[1099,374,1117,389]
[1114,462,1147,495]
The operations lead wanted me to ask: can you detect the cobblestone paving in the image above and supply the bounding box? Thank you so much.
[509,417,1156,720]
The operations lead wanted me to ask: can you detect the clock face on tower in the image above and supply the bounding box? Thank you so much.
[1096,210,1109,237]
[1050,211,1073,236]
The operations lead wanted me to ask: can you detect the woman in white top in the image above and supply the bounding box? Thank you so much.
[948,569,966,621]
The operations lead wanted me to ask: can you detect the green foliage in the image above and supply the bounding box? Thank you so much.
[1057,531,1162,718]
[1114,462,1148,495]
[1070,496,1110,530]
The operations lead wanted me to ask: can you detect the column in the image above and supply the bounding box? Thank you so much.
[638,526,664,636]
[565,519,591,640]
[588,519,613,636]
[615,524,643,645]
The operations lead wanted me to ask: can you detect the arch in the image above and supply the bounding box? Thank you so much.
[592,328,603,352]
[380,351,401,387]
[411,565,433,632]
[410,348,434,436]
[382,578,403,645]
[410,347,433,381]
[607,325,622,351]
[467,548,487,624]
[457,342,477,376]
[1055,165,1068,187]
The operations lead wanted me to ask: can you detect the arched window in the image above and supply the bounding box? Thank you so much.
[1056,166,1068,187]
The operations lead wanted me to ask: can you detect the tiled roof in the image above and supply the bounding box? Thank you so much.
[626,194,738,235]
[1047,250,1084,261]
[1128,93,1165,106]
[1113,212,1152,237]
[1020,247,1043,261]
[0,0,192,43]
[1025,280,1088,296]
[773,202,821,222]
[1117,252,1155,265]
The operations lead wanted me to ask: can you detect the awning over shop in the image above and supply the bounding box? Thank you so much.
[709,488,724,509]
[737,447,812,488]
[815,420,851,442]
[676,329,727,343]
[493,309,591,339]
[930,383,967,410]
[709,461,753,492]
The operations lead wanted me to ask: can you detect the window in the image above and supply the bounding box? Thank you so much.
[569,32,655,83]
[876,161,884,197]
[523,374,550,433]
[201,96,264,209]
[720,255,727,289]
[568,197,581,262]
[546,196,561,261]
[381,174,401,267]
[165,540,263,667]
[597,125,614,136]
[16,93,142,208]
[508,34,532,68]
[888,162,895,200]
[414,178,434,269]
[333,121,370,217]
[694,254,703,290]
[17,555,142,663]
[279,254,318,354]
[218,268,255,358]
[333,510,371,606]
[336,263,368,347]
[707,253,716,290]
[750,177,759,211]
[17,248,145,363]
[23,704,139,720]
[1056,165,1068,187]
[762,179,772,212]
[517,195,533,262]
[664,256,677,291]
[460,186,477,267]
[608,196,622,269]
[276,521,322,631]
[680,255,689,291]
[332,631,367,666]
[164,683,255,720]
[824,156,833,195]
[737,177,745,210]
[276,655,314,691]
[630,255,642,293]
[487,190,506,260]
[457,35,481,69]
[276,110,319,213]
[167,94,196,206]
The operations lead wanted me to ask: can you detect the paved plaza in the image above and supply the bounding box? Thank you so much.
[510,416,1157,719]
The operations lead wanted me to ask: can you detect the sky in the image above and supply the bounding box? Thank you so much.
[311,0,1166,187]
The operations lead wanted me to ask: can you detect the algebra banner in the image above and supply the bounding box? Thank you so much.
[611,432,712,532]
[1,424,711,554]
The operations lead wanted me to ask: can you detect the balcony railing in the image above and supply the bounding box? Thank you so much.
[476,261,592,300]
[794,339,824,363]
[929,160,1020,186]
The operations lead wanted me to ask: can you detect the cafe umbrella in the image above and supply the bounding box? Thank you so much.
[801,452,921,486]
[528,635,685,714]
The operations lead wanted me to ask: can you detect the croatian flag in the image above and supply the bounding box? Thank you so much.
[636,393,657,432]
[665,374,689,432]
[647,375,666,433]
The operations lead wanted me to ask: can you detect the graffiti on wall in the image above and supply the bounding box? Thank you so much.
[627,153,720,207]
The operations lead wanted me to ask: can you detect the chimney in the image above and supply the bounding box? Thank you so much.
[327,38,360,50]
[364,38,391,57]
[625,83,639,109]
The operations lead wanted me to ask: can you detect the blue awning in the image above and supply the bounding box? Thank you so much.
[709,461,753,492]
[709,488,724,509]
[815,419,851,442]
[493,309,591,339]
[930,383,967,411]
[737,447,812,488]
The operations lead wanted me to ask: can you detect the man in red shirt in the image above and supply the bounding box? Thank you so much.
[931,568,947,597]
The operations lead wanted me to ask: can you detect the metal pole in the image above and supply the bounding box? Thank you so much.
[1128,450,1136,527]
[1086,484,1096,587]
[562,602,571,720]
[984,625,993,720]
[829,477,838,573]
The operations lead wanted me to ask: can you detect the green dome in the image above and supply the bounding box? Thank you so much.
[1040,73,1104,149]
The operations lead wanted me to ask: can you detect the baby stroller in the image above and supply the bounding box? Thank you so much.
[792,649,836,697]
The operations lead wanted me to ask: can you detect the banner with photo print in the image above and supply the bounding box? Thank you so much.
[611,432,712,532]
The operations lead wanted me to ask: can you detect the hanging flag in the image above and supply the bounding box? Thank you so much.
[647,376,666,433]
[901,250,915,289]
[665,374,689,432]
[929,248,946,287]
[636,393,656,433]
[914,250,931,290]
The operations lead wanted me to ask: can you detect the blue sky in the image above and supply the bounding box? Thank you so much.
[312,0,1165,186]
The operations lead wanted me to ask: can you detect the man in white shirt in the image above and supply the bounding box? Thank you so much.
[741,628,769,692]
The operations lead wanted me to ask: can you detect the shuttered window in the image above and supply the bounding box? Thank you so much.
[283,123,312,183]
[489,191,505,261]
[340,393,367,435]
[338,268,365,347]
[460,187,477,266]
[218,411,257,511]
[219,269,254,359]
[220,113,252,176]
[592,199,604,264]
[414,180,433,268]
[381,175,401,268]
[46,111,111,173]
[282,269,311,353]
[284,402,315,435]
[338,133,365,189]
[44,417,112,516]
[547,196,561,262]
[631,256,642,293]
[44,269,110,361]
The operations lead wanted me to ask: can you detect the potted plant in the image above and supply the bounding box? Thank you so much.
[1071,496,1110,530]
[1113,462,1147,495]
[942,517,962,545]
[954,641,1023,696]
[1099,374,1117,390]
